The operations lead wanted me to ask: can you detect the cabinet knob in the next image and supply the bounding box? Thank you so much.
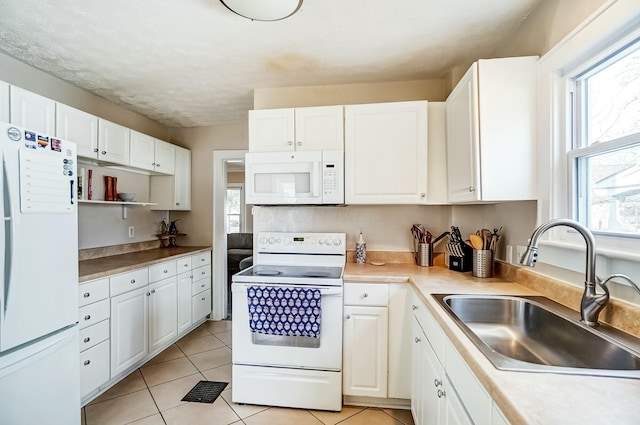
[156,163,160,167]
[93,148,99,153]
[84,360,91,366]
[420,193,425,198]
[184,264,189,268]
[201,284,205,288]
[176,203,180,206]
[201,297,205,301]
[415,337,421,343]
[147,292,151,296]
[411,304,417,310]
[362,293,368,298]
[84,315,91,321]
[101,151,107,155]
[434,378,442,387]
[345,314,351,319]
[131,279,136,284]
[152,162,156,166]
[468,186,476,192]
[150,289,156,294]
[437,389,446,398]
[296,141,301,146]
[163,269,168,273]
[83,292,91,298]
[288,141,293,146]
[84,337,91,343]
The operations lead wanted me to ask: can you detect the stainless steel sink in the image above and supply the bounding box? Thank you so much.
[433,294,640,378]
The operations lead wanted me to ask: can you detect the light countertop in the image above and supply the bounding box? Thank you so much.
[344,262,640,425]
[79,246,211,283]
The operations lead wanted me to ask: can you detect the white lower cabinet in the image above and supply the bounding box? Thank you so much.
[177,270,193,334]
[411,292,510,425]
[110,286,149,377]
[148,276,178,353]
[343,305,388,397]
[192,289,212,323]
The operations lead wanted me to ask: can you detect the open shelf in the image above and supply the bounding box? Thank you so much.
[78,199,159,219]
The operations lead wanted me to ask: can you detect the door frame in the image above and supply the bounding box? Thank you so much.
[212,150,247,320]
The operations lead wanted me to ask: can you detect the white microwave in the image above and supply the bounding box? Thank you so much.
[245,150,344,205]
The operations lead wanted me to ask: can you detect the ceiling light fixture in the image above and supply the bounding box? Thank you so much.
[220,0,303,21]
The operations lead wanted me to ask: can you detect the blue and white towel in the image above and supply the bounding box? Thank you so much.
[247,286,321,338]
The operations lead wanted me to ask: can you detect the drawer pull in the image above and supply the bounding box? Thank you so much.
[437,389,446,398]
[84,360,91,366]
[345,314,351,319]
[184,264,189,267]
[84,337,91,343]
[415,337,421,343]
[150,289,156,294]
[362,293,368,298]
[434,378,442,387]
[84,315,91,321]
[163,269,168,274]
[201,284,205,288]
[83,292,91,298]
[411,304,418,310]
[201,297,205,301]
[201,258,205,262]
[130,279,136,284]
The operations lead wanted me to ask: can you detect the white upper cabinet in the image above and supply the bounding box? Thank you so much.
[249,105,344,152]
[56,103,99,158]
[9,85,55,134]
[345,101,428,204]
[446,56,537,203]
[97,119,130,166]
[150,145,191,210]
[130,130,176,175]
[0,81,9,123]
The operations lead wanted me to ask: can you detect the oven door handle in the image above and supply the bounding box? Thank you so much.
[231,283,343,296]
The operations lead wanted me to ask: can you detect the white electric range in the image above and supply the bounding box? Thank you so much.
[231,232,346,411]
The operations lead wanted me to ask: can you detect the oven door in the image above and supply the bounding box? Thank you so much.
[232,282,343,371]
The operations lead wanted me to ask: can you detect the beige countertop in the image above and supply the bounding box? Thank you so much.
[344,262,640,425]
[79,246,212,283]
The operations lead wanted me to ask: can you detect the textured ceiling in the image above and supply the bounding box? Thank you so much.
[0,0,540,128]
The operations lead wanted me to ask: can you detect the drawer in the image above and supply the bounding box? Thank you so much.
[192,251,211,267]
[110,268,148,296]
[192,264,211,282]
[80,340,110,398]
[149,260,177,283]
[79,278,109,307]
[344,283,388,306]
[177,256,192,272]
[192,289,211,322]
[79,299,110,330]
[412,293,445,361]
[192,276,211,296]
[80,319,110,352]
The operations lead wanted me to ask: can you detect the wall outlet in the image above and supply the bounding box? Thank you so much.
[128,226,135,238]
[516,245,527,264]
[506,245,513,264]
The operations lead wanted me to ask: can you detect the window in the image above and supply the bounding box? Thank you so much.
[569,38,640,237]
[226,185,243,233]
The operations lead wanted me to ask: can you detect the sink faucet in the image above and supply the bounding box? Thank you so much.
[520,218,607,326]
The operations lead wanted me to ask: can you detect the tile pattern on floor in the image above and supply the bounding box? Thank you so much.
[82,320,414,425]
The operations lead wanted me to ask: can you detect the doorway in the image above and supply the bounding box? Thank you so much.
[211,150,248,320]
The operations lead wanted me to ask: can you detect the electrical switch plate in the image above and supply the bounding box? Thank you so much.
[516,245,527,264]
[506,245,513,264]
[128,226,135,238]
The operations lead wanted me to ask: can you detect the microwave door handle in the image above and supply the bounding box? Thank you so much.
[312,161,319,197]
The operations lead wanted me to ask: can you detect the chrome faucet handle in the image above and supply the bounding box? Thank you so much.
[581,277,610,326]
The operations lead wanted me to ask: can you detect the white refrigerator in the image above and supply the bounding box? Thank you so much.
[0,122,80,425]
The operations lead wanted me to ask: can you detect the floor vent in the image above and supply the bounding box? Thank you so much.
[181,381,228,404]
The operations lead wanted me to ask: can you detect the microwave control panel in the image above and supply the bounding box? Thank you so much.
[322,151,344,204]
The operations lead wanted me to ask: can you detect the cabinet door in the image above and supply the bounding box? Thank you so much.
[9,86,55,134]
[248,108,295,152]
[110,286,148,377]
[80,340,110,398]
[444,375,474,425]
[174,146,191,209]
[129,130,156,171]
[149,277,178,353]
[192,289,211,322]
[55,103,99,159]
[0,81,10,123]
[413,317,444,425]
[388,283,412,399]
[345,101,428,204]
[154,139,175,175]
[98,119,130,165]
[294,105,344,151]
[343,305,388,398]
[177,271,192,334]
[446,64,480,203]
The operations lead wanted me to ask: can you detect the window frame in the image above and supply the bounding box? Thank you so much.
[536,0,640,277]
[226,183,245,234]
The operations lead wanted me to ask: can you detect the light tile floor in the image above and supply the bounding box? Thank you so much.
[81,320,415,425]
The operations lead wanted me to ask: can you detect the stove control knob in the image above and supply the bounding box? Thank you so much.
[276,238,282,243]
[333,238,341,246]
[268,237,275,244]
[260,237,267,244]
[324,239,333,246]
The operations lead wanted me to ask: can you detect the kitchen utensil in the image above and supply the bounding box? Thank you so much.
[470,234,484,250]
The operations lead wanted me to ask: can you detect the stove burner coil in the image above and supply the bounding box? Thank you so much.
[255,269,282,276]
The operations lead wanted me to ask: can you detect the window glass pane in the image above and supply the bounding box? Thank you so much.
[585,46,640,145]
[579,143,640,233]
[226,187,242,233]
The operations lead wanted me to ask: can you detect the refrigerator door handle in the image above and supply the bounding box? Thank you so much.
[2,158,14,313]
